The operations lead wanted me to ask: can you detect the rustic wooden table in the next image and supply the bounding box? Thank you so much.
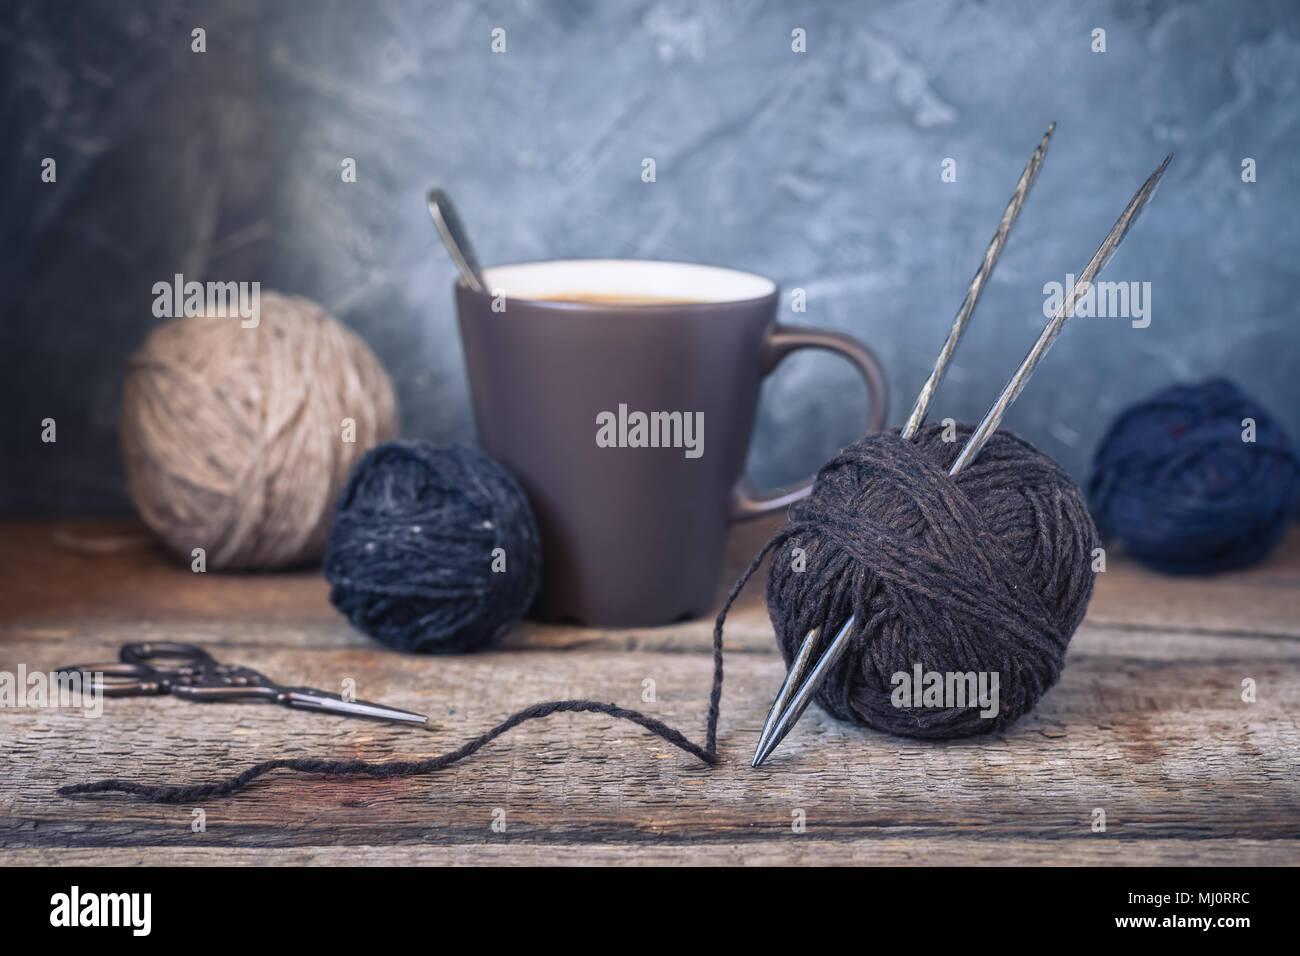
[1,518,1297,865]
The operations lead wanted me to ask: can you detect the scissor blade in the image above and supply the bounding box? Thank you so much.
[901,122,1056,440]
[282,689,431,726]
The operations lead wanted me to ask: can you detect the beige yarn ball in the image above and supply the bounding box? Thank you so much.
[121,291,398,570]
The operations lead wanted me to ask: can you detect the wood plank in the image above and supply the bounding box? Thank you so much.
[3,633,1296,863]
[0,516,782,650]
[5,839,1297,867]
[2,519,1297,866]
[0,519,335,626]
[6,519,1300,651]
[1088,536,1300,638]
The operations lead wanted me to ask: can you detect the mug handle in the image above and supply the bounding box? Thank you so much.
[731,323,889,520]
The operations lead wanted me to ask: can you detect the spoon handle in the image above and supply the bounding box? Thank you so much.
[427,188,488,293]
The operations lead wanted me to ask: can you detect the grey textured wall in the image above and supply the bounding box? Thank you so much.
[3,0,1298,514]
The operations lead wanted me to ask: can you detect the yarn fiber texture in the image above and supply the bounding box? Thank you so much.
[121,291,397,570]
[1088,378,1299,575]
[765,424,1098,740]
[325,441,542,654]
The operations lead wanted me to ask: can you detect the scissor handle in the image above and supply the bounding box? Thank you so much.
[119,642,280,700]
[57,655,278,701]
[119,642,215,666]
[53,661,169,696]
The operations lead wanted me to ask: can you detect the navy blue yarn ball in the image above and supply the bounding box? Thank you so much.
[1088,379,1299,575]
[324,441,541,653]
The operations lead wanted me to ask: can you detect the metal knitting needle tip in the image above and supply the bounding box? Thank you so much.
[948,152,1172,475]
[753,623,824,766]
[752,616,855,767]
[900,122,1056,441]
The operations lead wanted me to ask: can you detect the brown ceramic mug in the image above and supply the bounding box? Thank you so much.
[455,259,887,626]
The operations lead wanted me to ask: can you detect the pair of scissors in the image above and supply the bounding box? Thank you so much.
[56,642,430,726]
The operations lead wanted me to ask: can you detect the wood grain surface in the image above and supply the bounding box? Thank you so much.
[1,518,1297,866]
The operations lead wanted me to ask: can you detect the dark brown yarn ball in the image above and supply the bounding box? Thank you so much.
[767,424,1098,740]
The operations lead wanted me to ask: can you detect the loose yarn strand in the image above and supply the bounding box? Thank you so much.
[58,700,710,803]
[57,537,781,802]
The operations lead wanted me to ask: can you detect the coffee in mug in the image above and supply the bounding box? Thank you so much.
[536,292,705,306]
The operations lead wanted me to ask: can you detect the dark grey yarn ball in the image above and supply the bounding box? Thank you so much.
[767,424,1098,739]
[324,441,541,654]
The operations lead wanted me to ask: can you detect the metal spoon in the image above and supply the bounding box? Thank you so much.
[427,188,488,293]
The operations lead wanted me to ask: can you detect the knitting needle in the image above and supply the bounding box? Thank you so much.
[949,153,1172,471]
[753,125,1057,768]
[752,152,1173,768]
[900,122,1056,438]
